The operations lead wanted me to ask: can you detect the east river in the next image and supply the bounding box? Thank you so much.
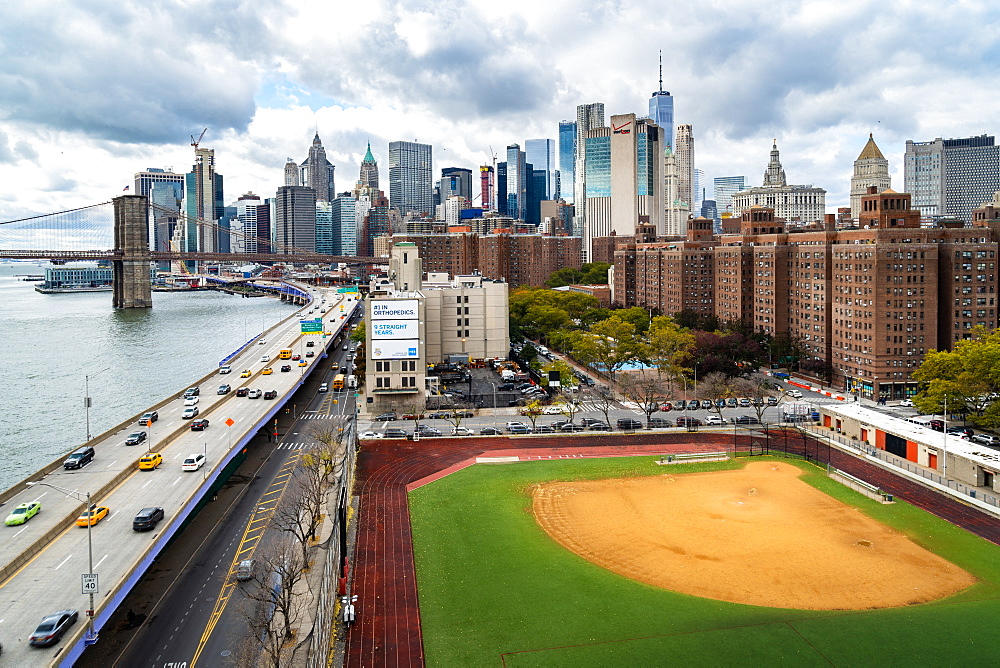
[0,263,295,491]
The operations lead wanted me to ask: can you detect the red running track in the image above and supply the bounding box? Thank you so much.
[343,432,1000,667]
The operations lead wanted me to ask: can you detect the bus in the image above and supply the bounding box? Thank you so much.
[332,374,345,391]
[279,349,292,359]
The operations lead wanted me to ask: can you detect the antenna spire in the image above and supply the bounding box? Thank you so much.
[659,50,663,91]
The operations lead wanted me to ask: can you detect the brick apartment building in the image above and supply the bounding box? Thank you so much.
[613,188,1000,400]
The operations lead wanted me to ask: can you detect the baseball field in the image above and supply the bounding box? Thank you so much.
[409,456,1000,665]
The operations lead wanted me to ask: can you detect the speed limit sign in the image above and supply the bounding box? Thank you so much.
[82,573,99,595]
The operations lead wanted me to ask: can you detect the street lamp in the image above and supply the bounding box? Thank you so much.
[942,394,949,478]
[490,382,498,431]
[26,481,98,644]
[84,368,111,442]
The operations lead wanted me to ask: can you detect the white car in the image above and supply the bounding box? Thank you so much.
[247,389,262,399]
[704,415,726,426]
[359,431,382,440]
[183,395,200,406]
[260,355,270,362]
[451,426,475,436]
[899,399,914,407]
[181,453,206,471]
[181,406,199,419]
[787,390,803,399]
[543,405,567,415]
[219,365,232,374]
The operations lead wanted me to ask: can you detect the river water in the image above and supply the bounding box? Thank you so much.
[0,263,295,492]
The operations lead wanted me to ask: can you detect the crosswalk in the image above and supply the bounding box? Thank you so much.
[298,413,340,420]
[276,441,314,450]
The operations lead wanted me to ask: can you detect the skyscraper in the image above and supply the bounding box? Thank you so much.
[234,192,264,254]
[731,142,826,222]
[904,134,1000,221]
[359,142,379,190]
[136,168,185,258]
[299,133,336,202]
[850,134,891,220]
[713,175,747,225]
[693,168,705,215]
[274,185,317,253]
[674,124,694,218]
[648,52,674,151]
[388,140,433,217]
[479,165,495,212]
[525,138,557,200]
[505,144,527,221]
[574,102,605,237]
[315,201,334,255]
[558,121,576,202]
[184,147,224,253]
[441,167,473,202]
[284,159,299,186]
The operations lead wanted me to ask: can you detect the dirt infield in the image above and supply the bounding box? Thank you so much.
[532,461,976,610]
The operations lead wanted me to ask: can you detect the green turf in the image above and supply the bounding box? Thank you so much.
[409,456,1000,666]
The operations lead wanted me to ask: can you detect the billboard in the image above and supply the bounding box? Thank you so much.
[371,339,420,359]
[372,320,420,339]
[371,299,418,320]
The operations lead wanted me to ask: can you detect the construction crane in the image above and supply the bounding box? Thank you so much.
[190,128,208,150]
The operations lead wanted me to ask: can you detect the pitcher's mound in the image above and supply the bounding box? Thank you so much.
[532,461,974,610]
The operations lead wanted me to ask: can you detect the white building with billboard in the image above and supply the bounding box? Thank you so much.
[363,242,510,415]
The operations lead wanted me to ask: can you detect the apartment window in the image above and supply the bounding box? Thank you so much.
[375,360,390,372]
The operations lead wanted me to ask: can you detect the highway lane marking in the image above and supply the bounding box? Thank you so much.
[190,451,302,667]
[143,479,154,488]
[106,459,119,468]
[55,554,72,570]
[14,526,28,538]
[95,554,109,569]
[32,492,46,502]
[173,476,183,486]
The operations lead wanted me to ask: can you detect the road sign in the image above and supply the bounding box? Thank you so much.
[82,573,98,595]
[225,417,235,426]
[300,319,323,334]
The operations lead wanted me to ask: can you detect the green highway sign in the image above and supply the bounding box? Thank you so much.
[300,319,323,334]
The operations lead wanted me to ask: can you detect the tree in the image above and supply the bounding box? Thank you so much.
[519,399,544,429]
[569,315,638,382]
[540,359,576,390]
[440,402,477,431]
[618,373,669,426]
[401,403,426,434]
[579,262,611,285]
[238,536,308,652]
[350,321,366,343]
[911,330,1000,426]
[642,316,696,379]
[544,267,583,288]
[732,376,777,424]
[583,384,618,428]
[553,388,582,424]
[696,371,736,423]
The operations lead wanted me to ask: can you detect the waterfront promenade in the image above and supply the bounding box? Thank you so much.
[0,284,358,667]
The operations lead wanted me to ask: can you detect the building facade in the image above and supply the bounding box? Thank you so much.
[573,102,606,237]
[505,144,527,221]
[850,134,891,221]
[525,138,557,201]
[388,140,433,217]
[359,142,379,190]
[558,120,576,202]
[674,124,695,218]
[731,141,826,222]
[904,134,1000,222]
[299,133,336,202]
[273,185,316,253]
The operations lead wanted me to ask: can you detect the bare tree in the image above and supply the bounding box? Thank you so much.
[698,372,736,423]
[553,388,582,424]
[237,536,308,659]
[618,373,669,426]
[440,402,476,432]
[733,376,777,425]
[401,403,426,434]
[584,384,618,427]
[233,594,289,668]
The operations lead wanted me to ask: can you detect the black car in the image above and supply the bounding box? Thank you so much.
[132,506,165,531]
[306,341,315,347]
[184,386,200,397]
[648,417,673,428]
[588,422,612,431]
[515,383,533,391]
[580,417,603,427]
[947,426,974,438]
[454,410,474,418]
[676,416,702,427]
[416,426,442,436]
[480,427,503,435]
[190,419,210,430]
[280,364,292,372]
[498,383,515,391]
[428,411,451,419]
[125,431,147,446]
[617,418,644,430]
[375,412,397,421]
[383,428,408,439]
[534,425,555,433]
[138,411,158,424]
[64,446,95,470]
[560,423,587,432]
[733,415,760,425]
[29,609,78,647]
[236,387,249,397]
[263,390,278,400]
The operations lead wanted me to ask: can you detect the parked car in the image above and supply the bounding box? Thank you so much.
[182,453,206,471]
[451,426,475,436]
[659,402,673,412]
[133,507,165,531]
[5,501,41,526]
[733,415,760,425]
[766,396,779,406]
[701,400,715,410]
[498,383,515,391]
[375,412,397,421]
[617,418,644,430]
[560,423,587,432]
[138,452,162,470]
[507,424,533,434]
[675,416,702,427]
[217,384,231,395]
[479,427,503,435]
[359,431,382,439]
[416,425,442,437]
[648,417,673,428]
[138,411,158,424]
[236,387,249,397]
[787,390,803,399]
[687,401,701,411]
[971,434,1000,446]
[383,428,408,439]
[947,426,974,439]
[588,422,612,431]
[704,415,726,426]
[726,398,739,407]
[739,398,752,407]
[402,412,425,420]
[899,398,914,407]
[928,419,945,432]
[428,411,450,419]
[534,424,555,433]
[125,431,147,446]
[28,609,78,647]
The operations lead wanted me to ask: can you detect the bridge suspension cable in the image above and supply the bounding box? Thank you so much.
[0,201,114,251]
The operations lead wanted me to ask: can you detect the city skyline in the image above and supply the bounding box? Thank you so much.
[0,0,998,221]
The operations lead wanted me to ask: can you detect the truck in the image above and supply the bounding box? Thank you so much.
[500,369,515,381]
[348,374,357,389]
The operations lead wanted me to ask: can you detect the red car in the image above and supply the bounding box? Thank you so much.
[402,413,425,420]
[291,354,301,360]
[660,402,673,412]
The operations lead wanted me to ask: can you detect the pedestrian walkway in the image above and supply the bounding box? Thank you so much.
[276,441,314,450]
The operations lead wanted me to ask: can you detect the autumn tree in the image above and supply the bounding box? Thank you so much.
[567,315,638,382]
[641,316,696,380]
[912,330,1000,425]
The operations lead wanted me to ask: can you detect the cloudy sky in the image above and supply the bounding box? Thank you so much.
[1,0,997,223]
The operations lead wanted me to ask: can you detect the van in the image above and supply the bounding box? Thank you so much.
[64,446,95,470]
[236,559,255,581]
[347,375,357,389]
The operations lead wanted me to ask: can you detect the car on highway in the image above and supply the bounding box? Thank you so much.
[64,446,95,470]
[375,412,397,421]
[182,406,200,418]
[5,501,41,526]
[184,386,200,397]
[704,415,726,426]
[76,504,110,527]
[306,341,315,347]
[247,389,262,399]
[617,418,644,430]
[262,367,273,375]
[291,354,300,360]
[190,419,210,431]
[132,507,164,531]
[217,384,231,395]
[305,351,315,357]
[451,426,475,436]
[240,369,252,378]
[184,395,200,406]
[298,360,308,367]
[138,452,162,470]
[28,609,78,647]
[236,387,249,397]
[383,428,408,439]
[125,431,147,446]
[182,453,206,471]
[258,338,266,345]
[219,365,232,374]
[236,558,255,581]
[480,426,503,435]
[263,390,278,400]
[280,364,292,372]
[648,417,673,428]
[318,382,328,393]
[342,344,349,351]
[260,355,270,362]
[138,411,158,424]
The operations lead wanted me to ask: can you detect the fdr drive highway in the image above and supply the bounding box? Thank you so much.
[0,285,359,667]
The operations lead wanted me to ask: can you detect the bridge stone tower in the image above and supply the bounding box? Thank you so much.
[113,195,153,308]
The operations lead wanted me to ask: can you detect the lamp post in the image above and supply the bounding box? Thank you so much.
[26,481,98,644]
[942,394,949,479]
[490,382,498,431]
[84,368,111,442]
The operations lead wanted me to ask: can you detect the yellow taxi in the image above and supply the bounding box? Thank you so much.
[138,452,163,470]
[240,369,252,378]
[261,367,273,375]
[298,360,308,367]
[76,505,110,527]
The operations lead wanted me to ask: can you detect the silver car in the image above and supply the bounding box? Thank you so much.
[29,609,78,647]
